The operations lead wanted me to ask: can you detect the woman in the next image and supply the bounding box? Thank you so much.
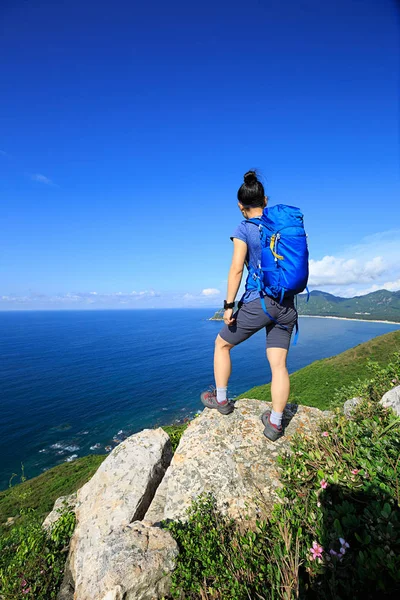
[200,170,298,441]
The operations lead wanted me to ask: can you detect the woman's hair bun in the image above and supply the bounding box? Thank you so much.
[243,171,257,186]
[237,169,265,207]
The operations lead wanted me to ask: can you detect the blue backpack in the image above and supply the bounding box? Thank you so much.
[244,204,309,344]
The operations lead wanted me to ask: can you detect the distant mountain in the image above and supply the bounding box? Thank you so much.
[210,290,400,322]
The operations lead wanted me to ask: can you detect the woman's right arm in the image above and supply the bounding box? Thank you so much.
[223,238,247,325]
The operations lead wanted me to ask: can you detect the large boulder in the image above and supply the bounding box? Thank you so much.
[380,385,400,416]
[145,399,325,525]
[57,428,176,600]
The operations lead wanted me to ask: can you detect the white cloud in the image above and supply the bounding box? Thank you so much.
[308,229,400,296]
[0,289,161,310]
[309,255,386,286]
[201,288,221,296]
[31,173,53,185]
[356,278,400,296]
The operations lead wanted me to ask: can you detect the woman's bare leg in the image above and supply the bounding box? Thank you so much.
[266,347,290,413]
[214,334,235,388]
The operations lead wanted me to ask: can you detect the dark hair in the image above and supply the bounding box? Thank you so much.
[237,170,265,207]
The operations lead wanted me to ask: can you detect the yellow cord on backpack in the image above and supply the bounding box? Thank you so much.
[270,235,284,260]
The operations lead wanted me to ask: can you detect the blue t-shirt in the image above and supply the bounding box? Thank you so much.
[230,220,266,304]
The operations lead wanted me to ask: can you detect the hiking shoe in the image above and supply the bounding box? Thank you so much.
[200,387,234,415]
[261,410,283,441]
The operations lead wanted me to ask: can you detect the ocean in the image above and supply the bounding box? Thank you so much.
[0,309,399,492]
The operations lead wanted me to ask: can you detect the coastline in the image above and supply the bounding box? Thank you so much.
[298,315,400,325]
[210,314,400,325]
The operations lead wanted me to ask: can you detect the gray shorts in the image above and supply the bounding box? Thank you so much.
[219,296,298,350]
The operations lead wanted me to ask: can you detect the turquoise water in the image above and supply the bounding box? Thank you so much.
[0,309,399,491]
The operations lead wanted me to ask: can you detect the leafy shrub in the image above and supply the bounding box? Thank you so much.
[162,423,188,452]
[0,504,75,599]
[277,400,400,599]
[166,493,277,599]
[166,400,400,599]
[332,353,400,407]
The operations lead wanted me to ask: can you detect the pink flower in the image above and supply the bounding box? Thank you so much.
[310,541,324,560]
[22,589,31,594]
[351,469,360,475]
[320,479,328,489]
[322,431,329,437]
[392,379,398,384]
[21,580,27,587]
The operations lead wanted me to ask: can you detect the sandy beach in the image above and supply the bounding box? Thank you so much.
[299,315,400,325]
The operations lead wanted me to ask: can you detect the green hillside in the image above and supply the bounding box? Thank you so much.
[297,289,400,321]
[236,329,400,410]
[210,289,400,322]
[0,454,107,534]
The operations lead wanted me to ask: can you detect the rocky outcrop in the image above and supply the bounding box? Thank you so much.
[145,399,326,524]
[55,428,176,600]
[51,400,328,599]
[380,385,400,416]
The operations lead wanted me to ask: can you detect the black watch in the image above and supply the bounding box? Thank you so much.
[223,300,235,310]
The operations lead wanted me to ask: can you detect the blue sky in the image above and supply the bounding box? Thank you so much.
[1,0,399,309]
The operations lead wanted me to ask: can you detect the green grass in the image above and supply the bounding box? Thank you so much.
[161,424,188,452]
[0,454,107,535]
[236,329,400,410]
[0,424,188,532]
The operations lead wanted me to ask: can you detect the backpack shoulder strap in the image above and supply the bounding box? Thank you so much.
[244,218,268,247]
[244,217,262,226]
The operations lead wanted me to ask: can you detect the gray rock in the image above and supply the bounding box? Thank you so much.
[42,492,77,532]
[380,385,400,416]
[2,515,19,528]
[98,522,177,600]
[56,554,75,600]
[343,397,362,417]
[60,428,174,600]
[145,398,325,524]
[58,522,177,600]
[322,410,334,418]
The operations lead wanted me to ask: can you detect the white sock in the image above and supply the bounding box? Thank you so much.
[270,409,283,427]
[216,386,228,404]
